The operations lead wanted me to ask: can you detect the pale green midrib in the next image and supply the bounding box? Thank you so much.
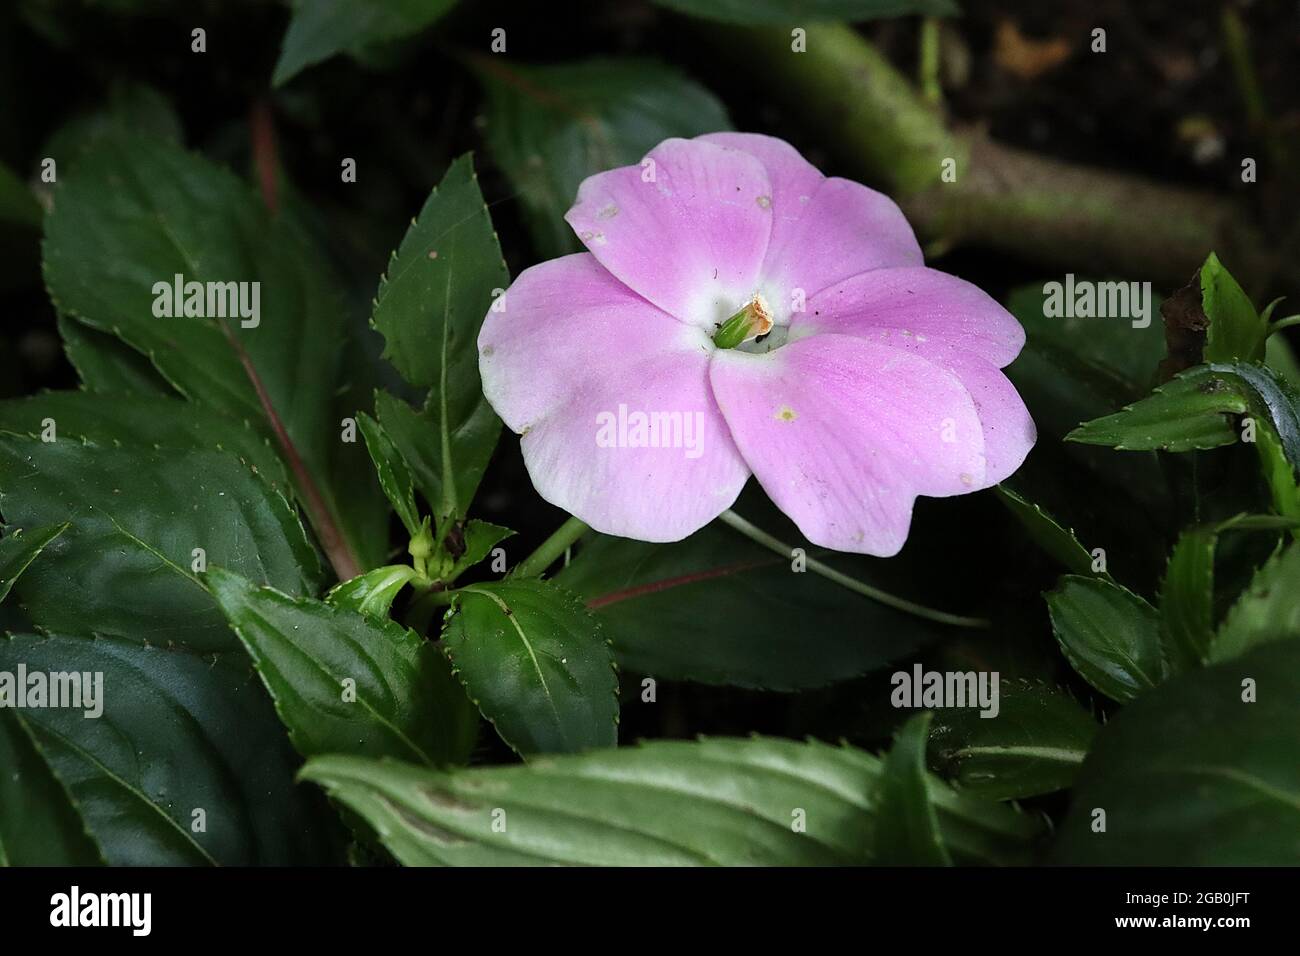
[233,601,435,767]
[106,514,211,594]
[438,257,457,520]
[28,720,217,865]
[1155,764,1300,814]
[460,586,564,735]
[953,744,1087,765]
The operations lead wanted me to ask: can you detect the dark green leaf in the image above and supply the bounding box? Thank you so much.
[0,710,103,866]
[301,736,1041,866]
[555,527,942,690]
[374,389,499,530]
[1254,425,1300,529]
[1202,252,1266,363]
[442,578,618,755]
[0,632,336,865]
[370,155,507,525]
[1159,528,1217,670]
[929,679,1098,801]
[42,133,381,574]
[1209,361,1300,468]
[873,712,950,865]
[0,522,66,603]
[357,411,420,538]
[1066,367,1246,451]
[650,0,957,26]
[208,568,476,766]
[477,57,731,258]
[1045,575,1165,702]
[995,486,1099,577]
[56,314,174,396]
[1210,542,1300,663]
[1054,639,1300,864]
[0,390,291,493]
[0,436,319,652]
[272,0,459,87]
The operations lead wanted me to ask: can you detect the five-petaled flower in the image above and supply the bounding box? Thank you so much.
[479,133,1036,555]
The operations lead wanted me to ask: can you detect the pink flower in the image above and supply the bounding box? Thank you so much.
[479,133,1035,556]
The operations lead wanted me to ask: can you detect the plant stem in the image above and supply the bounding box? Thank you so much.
[512,515,590,578]
[716,509,989,629]
[918,17,943,107]
[706,22,1275,291]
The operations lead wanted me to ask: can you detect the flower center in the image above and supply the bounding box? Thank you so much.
[712,294,773,349]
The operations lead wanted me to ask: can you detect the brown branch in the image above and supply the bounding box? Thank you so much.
[716,23,1279,293]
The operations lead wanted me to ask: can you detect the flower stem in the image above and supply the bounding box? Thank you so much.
[512,515,590,578]
[716,509,990,629]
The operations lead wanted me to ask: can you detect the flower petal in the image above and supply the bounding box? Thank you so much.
[814,325,1036,487]
[762,178,923,312]
[479,253,694,433]
[521,353,750,542]
[695,132,824,238]
[565,137,772,328]
[698,134,922,320]
[796,267,1026,368]
[709,333,986,556]
[479,254,750,542]
[940,351,1035,487]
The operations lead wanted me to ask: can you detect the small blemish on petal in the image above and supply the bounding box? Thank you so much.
[597,203,619,220]
[756,194,771,209]
[482,345,495,357]
[798,194,810,204]
[960,473,974,485]
[775,406,797,422]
